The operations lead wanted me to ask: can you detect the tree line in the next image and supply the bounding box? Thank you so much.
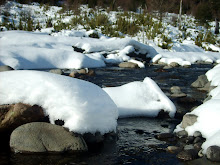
[1,0,220,24]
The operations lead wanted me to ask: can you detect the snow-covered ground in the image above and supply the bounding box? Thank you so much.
[0,31,106,69]
[0,30,219,69]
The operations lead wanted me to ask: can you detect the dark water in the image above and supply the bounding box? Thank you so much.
[0,64,215,165]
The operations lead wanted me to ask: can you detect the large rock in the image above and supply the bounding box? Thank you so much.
[181,114,198,129]
[49,69,64,75]
[10,122,88,153]
[170,86,187,98]
[0,65,14,72]
[177,149,198,161]
[0,103,45,132]
[191,75,209,88]
[206,145,220,162]
[169,62,180,68]
[69,69,95,78]
[119,62,139,68]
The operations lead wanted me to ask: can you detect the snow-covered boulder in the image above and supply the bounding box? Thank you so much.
[0,70,118,135]
[103,77,176,118]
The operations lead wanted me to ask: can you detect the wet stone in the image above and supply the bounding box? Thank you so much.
[156,133,174,140]
[185,136,194,144]
[206,145,220,162]
[194,143,202,151]
[49,69,64,75]
[193,131,202,138]
[177,149,198,161]
[176,130,188,138]
[184,145,194,150]
[167,146,183,154]
[193,137,202,144]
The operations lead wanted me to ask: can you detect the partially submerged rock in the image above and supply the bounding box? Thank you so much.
[10,122,88,153]
[206,145,220,162]
[49,69,64,75]
[119,62,139,68]
[69,69,95,78]
[191,75,208,88]
[170,86,187,98]
[177,149,198,161]
[169,62,180,68]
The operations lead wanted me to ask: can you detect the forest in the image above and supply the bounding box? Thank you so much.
[0,0,219,24]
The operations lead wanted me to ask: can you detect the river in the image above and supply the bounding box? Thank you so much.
[0,64,216,165]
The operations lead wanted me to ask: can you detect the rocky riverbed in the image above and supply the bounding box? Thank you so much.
[0,63,220,165]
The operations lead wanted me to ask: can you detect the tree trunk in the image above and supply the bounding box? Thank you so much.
[112,0,116,11]
[178,0,182,29]
[215,18,219,34]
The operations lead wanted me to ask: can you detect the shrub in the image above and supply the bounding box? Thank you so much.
[46,17,53,28]
[115,16,140,36]
[158,35,173,50]
[195,32,203,47]
[204,31,216,45]
[89,32,99,38]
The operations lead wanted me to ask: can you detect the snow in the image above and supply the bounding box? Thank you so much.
[202,131,220,153]
[151,52,220,66]
[0,31,106,69]
[0,70,118,134]
[103,77,176,118]
[74,37,155,55]
[206,64,220,86]
[0,28,219,70]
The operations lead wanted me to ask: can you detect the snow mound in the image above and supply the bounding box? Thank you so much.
[0,31,106,69]
[152,52,220,66]
[74,37,158,56]
[103,77,176,118]
[0,70,118,134]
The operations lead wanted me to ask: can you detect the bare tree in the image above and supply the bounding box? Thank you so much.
[178,0,182,29]
[209,0,220,34]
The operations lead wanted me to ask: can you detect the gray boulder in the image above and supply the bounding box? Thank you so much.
[181,114,198,129]
[167,146,183,154]
[169,62,179,68]
[206,145,220,162]
[177,149,198,161]
[191,75,209,88]
[0,103,45,133]
[0,65,14,72]
[69,69,95,78]
[10,122,88,153]
[170,86,187,98]
[69,71,79,78]
[49,69,64,75]
[176,130,188,138]
[119,62,139,68]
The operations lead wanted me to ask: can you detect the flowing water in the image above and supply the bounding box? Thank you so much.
[0,64,215,165]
